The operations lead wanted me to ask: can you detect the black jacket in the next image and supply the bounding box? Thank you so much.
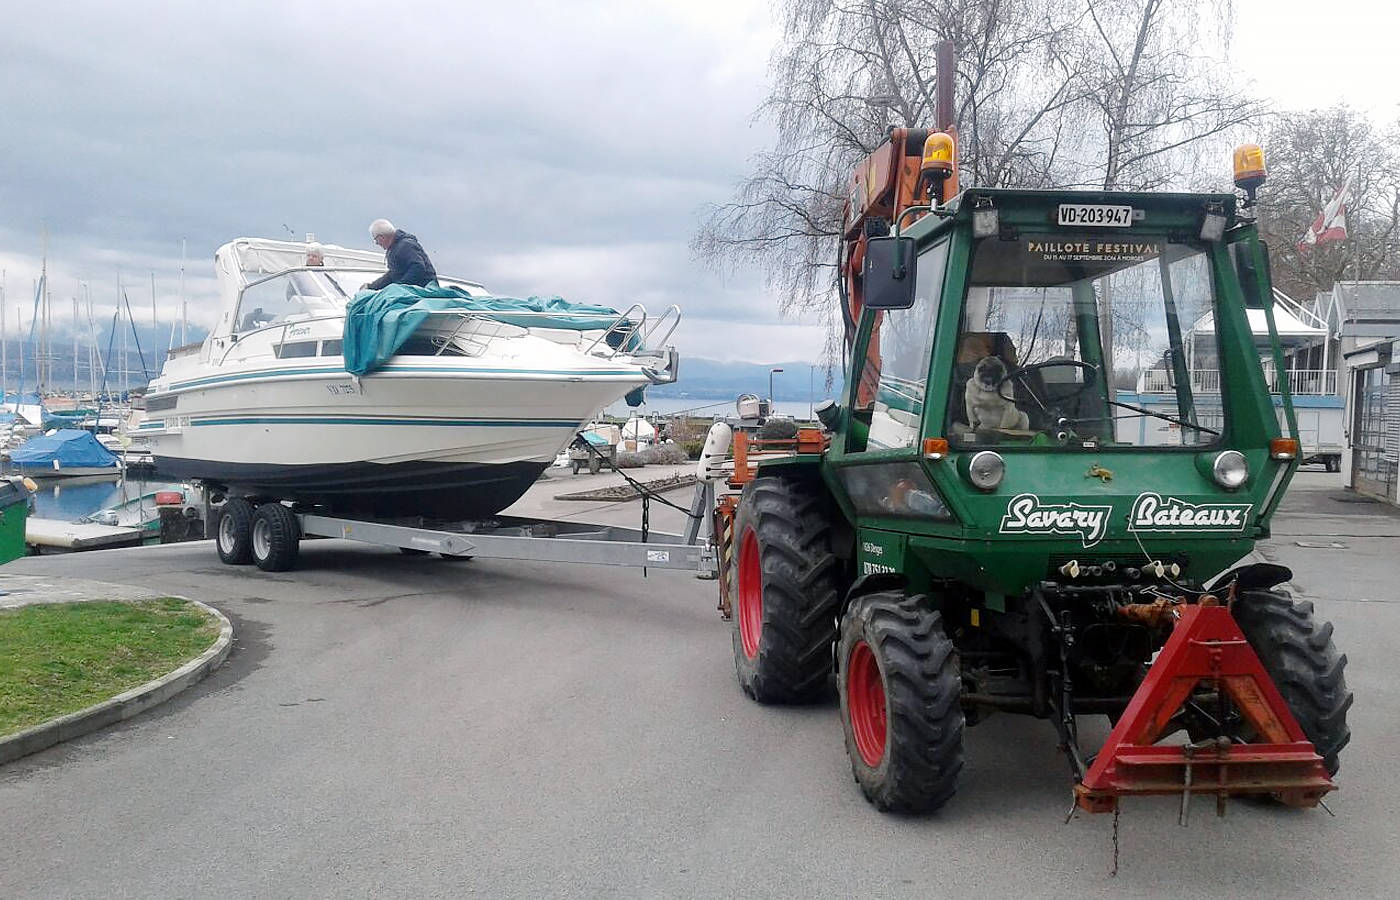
[367,230,437,290]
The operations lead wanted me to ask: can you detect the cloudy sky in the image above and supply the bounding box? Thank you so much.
[0,0,1395,365]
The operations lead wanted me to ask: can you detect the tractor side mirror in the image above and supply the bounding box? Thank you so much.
[863,236,918,310]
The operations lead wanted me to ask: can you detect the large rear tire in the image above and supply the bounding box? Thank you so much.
[215,498,255,565]
[1233,590,1352,776]
[838,591,964,812]
[730,475,842,704]
[251,503,300,572]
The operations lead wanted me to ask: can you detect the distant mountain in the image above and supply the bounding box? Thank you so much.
[651,357,842,402]
[0,323,209,392]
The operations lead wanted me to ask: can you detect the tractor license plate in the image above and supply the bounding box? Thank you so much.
[1057,204,1135,227]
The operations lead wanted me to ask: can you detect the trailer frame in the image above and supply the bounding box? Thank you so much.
[206,480,720,576]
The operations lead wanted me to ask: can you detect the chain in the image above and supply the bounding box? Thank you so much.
[1111,804,1120,877]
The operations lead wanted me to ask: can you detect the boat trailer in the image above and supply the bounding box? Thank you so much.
[203,479,721,577]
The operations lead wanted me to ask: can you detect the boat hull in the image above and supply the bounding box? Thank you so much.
[142,363,644,519]
[154,454,547,519]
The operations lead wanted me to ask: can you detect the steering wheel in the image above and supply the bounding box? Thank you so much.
[996,361,1101,444]
[996,360,1099,407]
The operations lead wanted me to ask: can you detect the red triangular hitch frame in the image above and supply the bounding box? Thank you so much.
[1075,603,1335,814]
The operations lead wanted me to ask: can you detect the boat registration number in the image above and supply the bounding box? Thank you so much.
[1057,204,1135,227]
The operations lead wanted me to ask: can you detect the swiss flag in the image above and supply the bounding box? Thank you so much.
[1297,178,1351,251]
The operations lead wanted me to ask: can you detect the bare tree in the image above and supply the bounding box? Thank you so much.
[693,0,1087,315]
[696,0,1268,330]
[1077,0,1265,191]
[1255,105,1400,302]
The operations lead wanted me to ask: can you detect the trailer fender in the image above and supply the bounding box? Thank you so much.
[1208,562,1292,593]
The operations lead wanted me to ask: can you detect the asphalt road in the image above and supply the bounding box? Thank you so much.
[1,471,1396,898]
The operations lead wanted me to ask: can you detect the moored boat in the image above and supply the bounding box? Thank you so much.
[9,429,123,477]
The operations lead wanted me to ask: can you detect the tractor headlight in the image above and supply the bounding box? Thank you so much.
[1212,450,1248,489]
[966,450,1005,491]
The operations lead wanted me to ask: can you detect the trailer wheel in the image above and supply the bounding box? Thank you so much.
[1231,590,1352,776]
[730,475,842,704]
[838,591,964,812]
[215,498,255,565]
[251,503,300,572]
[588,456,602,475]
[1325,456,1340,473]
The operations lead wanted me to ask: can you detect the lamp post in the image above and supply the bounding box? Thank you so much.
[769,367,784,412]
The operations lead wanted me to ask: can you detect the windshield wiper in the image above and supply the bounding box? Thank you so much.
[1107,400,1220,436]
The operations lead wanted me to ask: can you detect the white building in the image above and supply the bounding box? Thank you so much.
[1342,338,1399,505]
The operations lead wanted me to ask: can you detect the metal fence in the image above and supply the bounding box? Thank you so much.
[1138,368,1336,396]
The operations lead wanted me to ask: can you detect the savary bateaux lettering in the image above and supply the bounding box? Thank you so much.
[1000,494,1112,548]
[1128,493,1253,532]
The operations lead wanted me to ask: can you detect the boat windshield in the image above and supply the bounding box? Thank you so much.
[946,233,1222,449]
[233,270,359,332]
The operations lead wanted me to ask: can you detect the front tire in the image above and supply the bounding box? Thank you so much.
[215,498,255,565]
[1233,590,1352,776]
[730,475,842,704]
[251,503,300,572]
[838,591,964,813]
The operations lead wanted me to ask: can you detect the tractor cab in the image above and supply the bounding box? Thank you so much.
[827,186,1298,594]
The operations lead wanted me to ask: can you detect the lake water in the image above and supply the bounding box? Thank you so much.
[9,472,175,522]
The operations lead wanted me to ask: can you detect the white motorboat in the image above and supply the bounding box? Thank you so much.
[139,238,678,518]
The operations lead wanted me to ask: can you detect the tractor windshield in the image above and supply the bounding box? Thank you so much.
[947,233,1222,449]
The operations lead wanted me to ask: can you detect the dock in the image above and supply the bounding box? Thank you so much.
[25,518,144,552]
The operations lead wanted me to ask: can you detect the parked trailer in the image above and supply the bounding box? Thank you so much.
[1281,400,1344,472]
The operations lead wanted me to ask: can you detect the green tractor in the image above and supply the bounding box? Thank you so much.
[713,133,1351,815]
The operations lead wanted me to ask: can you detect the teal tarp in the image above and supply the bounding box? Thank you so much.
[343,283,633,376]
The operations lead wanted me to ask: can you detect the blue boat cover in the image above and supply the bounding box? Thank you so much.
[343,284,635,376]
[10,429,120,471]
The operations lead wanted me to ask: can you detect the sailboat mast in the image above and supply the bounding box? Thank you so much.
[116,271,125,398]
[179,239,187,345]
[85,285,102,398]
[42,283,51,396]
[39,231,48,397]
[72,295,79,392]
[1,269,6,401]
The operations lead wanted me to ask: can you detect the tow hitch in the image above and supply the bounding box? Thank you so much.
[1075,600,1336,815]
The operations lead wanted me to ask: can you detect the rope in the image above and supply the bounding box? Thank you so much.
[572,435,699,518]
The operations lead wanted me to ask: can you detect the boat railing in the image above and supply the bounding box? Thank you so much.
[639,304,681,351]
[582,303,649,358]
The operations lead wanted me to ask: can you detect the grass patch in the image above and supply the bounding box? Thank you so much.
[0,598,220,737]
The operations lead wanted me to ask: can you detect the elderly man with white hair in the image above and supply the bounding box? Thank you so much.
[363,218,437,291]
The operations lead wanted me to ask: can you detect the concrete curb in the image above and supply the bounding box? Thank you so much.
[0,598,233,766]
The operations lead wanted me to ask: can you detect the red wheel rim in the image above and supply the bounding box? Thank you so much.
[847,640,887,767]
[737,529,763,659]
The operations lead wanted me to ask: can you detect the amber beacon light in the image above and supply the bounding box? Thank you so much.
[1233,143,1266,205]
[921,132,956,202]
